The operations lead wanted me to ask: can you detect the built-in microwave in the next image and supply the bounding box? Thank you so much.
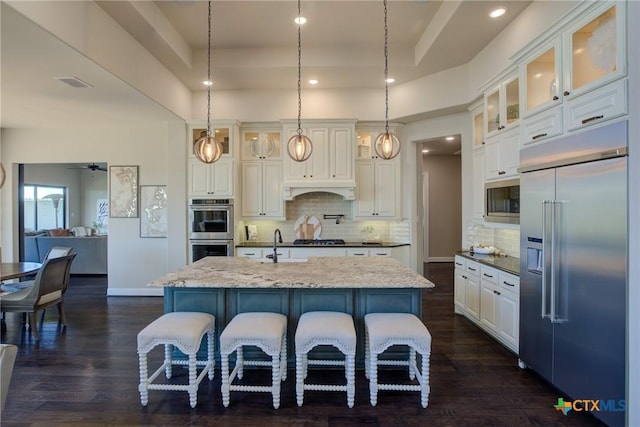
[485,179,520,224]
[189,199,234,240]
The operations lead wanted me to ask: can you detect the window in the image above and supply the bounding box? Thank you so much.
[24,185,66,231]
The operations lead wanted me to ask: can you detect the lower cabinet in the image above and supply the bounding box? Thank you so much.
[237,246,395,259]
[454,255,520,354]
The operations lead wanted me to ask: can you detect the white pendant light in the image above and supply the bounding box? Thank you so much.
[374,0,401,160]
[287,0,313,162]
[194,1,223,164]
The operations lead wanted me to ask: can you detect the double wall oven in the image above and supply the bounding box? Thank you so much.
[188,199,234,262]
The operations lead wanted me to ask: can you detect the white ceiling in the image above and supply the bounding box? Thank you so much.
[1,0,531,155]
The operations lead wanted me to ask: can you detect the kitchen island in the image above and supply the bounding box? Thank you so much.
[150,256,434,364]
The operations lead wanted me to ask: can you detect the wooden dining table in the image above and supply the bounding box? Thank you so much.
[0,262,42,282]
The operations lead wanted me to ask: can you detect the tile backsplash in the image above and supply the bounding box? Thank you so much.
[466,220,520,258]
[238,192,410,243]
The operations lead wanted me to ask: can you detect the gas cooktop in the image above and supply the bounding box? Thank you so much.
[293,239,346,245]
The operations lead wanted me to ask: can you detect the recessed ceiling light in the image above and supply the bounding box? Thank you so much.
[422,149,430,153]
[489,7,506,18]
[446,136,454,141]
[203,80,213,86]
[308,79,319,85]
[385,78,395,84]
[294,16,307,25]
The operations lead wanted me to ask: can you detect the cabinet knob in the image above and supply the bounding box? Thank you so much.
[553,96,559,101]
[563,91,570,96]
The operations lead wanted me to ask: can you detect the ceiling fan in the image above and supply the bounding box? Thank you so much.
[67,163,107,172]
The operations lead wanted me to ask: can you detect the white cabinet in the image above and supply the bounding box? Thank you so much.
[454,257,467,312]
[347,247,392,257]
[469,102,485,149]
[240,162,284,218]
[354,159,399,219]
[454,256,481,322]
[187,121,237,197]
[517,2,627,144]
[455,255,520,354]
[188,158,234,197]
[290,247,347,258]
[472,149,485,220]
[236,248,263,258]
[241,129,281,160]
[484,128,520,180]
[282,120,356,186]
[483,69,519,139]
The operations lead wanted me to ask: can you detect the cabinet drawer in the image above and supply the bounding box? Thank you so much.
[369,248,392,257]
[347,248,369,257]
[236,248,263,258]
[499,271,520,295]
[480,265,498,284]
[522,106,563,145]
[566,79,627,131]
[466,261,480,276]
[454,256,466,270]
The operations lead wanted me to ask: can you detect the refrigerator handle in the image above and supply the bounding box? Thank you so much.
[541,200,551,319]
[550,200,566,324]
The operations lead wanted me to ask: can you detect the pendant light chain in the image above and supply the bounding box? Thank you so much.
[206,0,212,136]
[383,0,390,135]
[296,0,303,135]
[194,0,222,164]
[287,0,313,162]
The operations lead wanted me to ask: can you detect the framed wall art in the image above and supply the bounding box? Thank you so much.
[140,185,168,238]
[109,165,139,218]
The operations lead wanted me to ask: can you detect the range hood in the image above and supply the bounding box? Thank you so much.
[283,185,355,200]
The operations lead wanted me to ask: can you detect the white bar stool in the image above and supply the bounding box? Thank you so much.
[219,312,287,409]
[295,311,356,408]
[137,312,215,408]
[364,313,431,408]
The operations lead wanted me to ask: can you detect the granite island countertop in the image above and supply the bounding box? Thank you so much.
[150,256,434,289]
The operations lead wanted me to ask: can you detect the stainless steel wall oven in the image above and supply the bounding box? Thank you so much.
[188,199,234,262]
[189,199,234,240]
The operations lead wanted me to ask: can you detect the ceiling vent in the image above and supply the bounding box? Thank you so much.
[56,76,93,88]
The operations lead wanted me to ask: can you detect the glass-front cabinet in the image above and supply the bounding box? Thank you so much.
[483,70,519,138]
[190,126,232,158]
[241,130,281,160]
[518,1,626,141]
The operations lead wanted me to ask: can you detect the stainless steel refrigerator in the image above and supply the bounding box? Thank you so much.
[519,121,627,427]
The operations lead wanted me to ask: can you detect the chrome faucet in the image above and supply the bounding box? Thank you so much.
[270,228,283,263]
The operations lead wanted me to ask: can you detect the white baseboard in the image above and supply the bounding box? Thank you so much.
[428,256,455,263]
[107,288,163,297]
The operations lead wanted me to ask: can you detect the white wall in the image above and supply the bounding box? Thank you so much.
[1,123,186,296]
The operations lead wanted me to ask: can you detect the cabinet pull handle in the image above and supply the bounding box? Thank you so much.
[532,133,548,140]
[553,96,559,101]
[455,262,463,266]
[503,281,515,287]
[563,91,570,96]
[483,273,494,278]
[581,115,604,125]
[462,275,468,280]
[498,171,506,175]
[468,267,476,271]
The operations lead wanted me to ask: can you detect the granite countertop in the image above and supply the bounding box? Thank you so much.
[150,256,434,289]
[236,241,409,248]
[456,251,520,276]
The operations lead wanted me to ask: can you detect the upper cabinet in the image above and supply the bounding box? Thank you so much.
[187,121,238,198]
[241,130,281,160]
[353,125,402,219]
[282,120,356,186]
[517,1,627,145]
[483,68,519,139]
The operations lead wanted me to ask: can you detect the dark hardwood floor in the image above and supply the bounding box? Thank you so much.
[1,263,604,426]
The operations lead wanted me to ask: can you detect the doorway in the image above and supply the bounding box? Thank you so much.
[419,135,462,263]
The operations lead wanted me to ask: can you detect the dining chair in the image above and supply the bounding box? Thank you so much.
[0,254,76,340]
[0,344,18,413]
[44,246,73,260]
